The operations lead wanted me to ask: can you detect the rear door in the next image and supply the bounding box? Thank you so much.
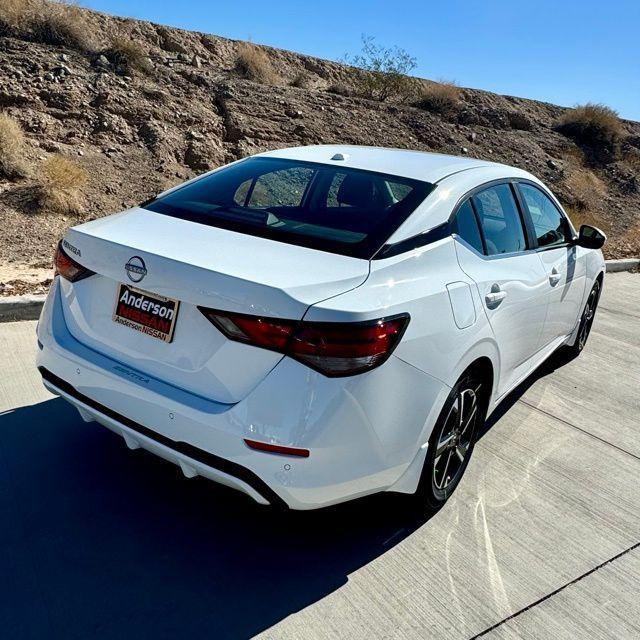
[515,182,586,346]
[453,183,549,396]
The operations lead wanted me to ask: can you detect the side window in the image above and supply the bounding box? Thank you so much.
[473,184,526,255]
[454,199,484,253]
[233,167,314,208]
[518,183,569,248]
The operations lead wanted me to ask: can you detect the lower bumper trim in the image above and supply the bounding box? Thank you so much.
[38,366,289,510]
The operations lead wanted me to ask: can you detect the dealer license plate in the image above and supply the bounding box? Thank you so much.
[113,283,180,343]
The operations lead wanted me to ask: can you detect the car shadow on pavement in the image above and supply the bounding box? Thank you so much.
[477,348,573,439]
[0,398,431,640]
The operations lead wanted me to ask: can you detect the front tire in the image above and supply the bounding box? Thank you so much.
[414,373,487,510]
[562,280,601,359]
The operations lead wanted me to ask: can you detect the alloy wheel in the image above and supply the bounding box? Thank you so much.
[433,383,480,491]
[578,284,599,351]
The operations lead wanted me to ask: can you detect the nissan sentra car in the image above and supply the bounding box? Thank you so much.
[37,145,606,510]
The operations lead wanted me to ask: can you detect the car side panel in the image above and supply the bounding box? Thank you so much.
[304,237,500,437]
[536,245,587,346]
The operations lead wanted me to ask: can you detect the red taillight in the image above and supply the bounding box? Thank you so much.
[199,308,409,377]
[54,241,94,282]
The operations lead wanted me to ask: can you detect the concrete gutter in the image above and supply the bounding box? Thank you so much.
[0,258,637,322]
[0,294,47,322]
[605,258,640,273]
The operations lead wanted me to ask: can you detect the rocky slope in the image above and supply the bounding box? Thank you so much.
[0,5,638,294]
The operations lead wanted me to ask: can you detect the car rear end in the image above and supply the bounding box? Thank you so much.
[36,153,445,509]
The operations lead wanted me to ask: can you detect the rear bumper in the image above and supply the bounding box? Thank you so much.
[36,278,449,509]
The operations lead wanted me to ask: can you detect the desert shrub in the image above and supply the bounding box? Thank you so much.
[0,0,31,36]
[0,0,92,51]
[508,111,532,131]
[0,112,29,179]
[565,168,606,211]
[326,83,353,97]
[290,72,311,89]
[234,43,281,85]
[37,154,87,213]
[103,36,151,73]
[415,81,460,116]
[557,103,623,150]
[344,35,418,102]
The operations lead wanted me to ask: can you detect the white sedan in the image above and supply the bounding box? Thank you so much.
[37,145,606,510]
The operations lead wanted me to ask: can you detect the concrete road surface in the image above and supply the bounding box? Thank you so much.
[0,273,638,640]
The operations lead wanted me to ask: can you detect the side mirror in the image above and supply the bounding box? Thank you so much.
[576,224,606,250]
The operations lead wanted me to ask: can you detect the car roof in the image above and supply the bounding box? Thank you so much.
[257,145,508,183]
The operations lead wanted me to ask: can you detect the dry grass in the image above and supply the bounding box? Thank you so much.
[561,145,587,168]
[0,0,93,51]
[622,149,640,172]
[290,72,311,89]
[37,154,87,213]
[0,0,31,35]
[565,207,611,236]
[0,112,29,179]
[234,43,281,85]
[103,35,151,73]
[565,168,607,211]
[415,81,461,116]
[557,103,623,150]
[625,222,640,250]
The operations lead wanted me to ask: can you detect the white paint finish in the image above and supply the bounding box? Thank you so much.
[446,281,477,329]
[257,144,500,183]
[67,207,370,315]
[37,279,449,509]
[38,146,608,509]
[387,163,543,242]
[453,239,550,396]
[535,245,587,345]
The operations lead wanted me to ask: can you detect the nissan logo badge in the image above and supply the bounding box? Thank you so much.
[125,256,147,283]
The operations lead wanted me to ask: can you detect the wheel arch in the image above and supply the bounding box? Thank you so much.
[450,339,500,412]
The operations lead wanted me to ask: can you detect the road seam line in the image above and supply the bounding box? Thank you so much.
[468,541,640,639]
[517,399,640,462]
[598,305,640,320]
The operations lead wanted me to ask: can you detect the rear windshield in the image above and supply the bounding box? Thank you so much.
[144,157,433,258]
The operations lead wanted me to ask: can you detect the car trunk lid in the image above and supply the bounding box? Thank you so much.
[59,208,369,403]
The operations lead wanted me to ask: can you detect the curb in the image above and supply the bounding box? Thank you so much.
[0,258,638,323]
[605,258,640,273]
[0,294,47,322]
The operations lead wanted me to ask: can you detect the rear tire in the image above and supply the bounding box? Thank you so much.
[414,373,487,510]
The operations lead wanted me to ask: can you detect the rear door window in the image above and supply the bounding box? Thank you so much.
[473,184,527,255]
[454,199,484,253]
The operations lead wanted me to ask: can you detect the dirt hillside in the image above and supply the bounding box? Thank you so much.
[0,3,638,294]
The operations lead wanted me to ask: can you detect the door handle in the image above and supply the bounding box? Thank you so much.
[485,285,507,308]
[549,268,562,286]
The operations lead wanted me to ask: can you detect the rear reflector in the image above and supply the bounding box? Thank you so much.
[54,241,95,282]
[199,307,410,377]
[244,439,310,457]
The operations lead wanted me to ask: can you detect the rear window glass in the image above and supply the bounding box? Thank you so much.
[144,157,433,258]
[473,184,527,255]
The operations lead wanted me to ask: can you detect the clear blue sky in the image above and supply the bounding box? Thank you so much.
[83,0,639,121]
